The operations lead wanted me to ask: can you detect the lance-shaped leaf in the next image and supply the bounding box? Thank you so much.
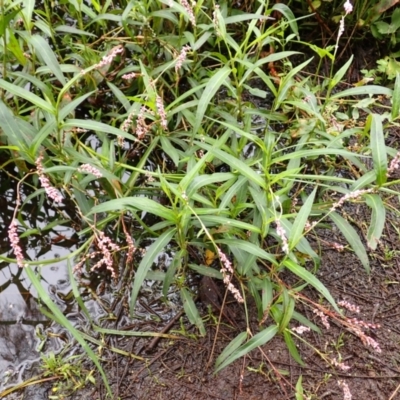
[329,211,370,273]
[130,229,176,314]
[369,113,388,186]
[215,325,278,372]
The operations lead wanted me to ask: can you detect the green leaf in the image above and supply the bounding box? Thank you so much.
[289,188,316,249]
[7,28,26,65]
[194,66,230,135]
[64,119,136,141]
[215,331,247,370]
[188,264,223,279]
[329,212,370,273]
[215,325,278,373]
[197,215,261,234]
[54,25,97,37]
[160,136,180,167]
[284,330,304,366]
[106,81,131,112]
[391,73,400,120]
[130,229,176,314]
[195,142,267,189]
[295,375,304,400]
[330,85,392,98]
[216,238,278,265]
[369,114,387,185]
[188,173,236,197]
[365,194,386,251]
[329,55,353,90]
[180,287,206,335]
[29,35,66,85]
[272,148,361,163]
[0,79,55,114]
[163,249,185,297]
[59,91,95,120]
[272,3,298,37]
[179,130,230,191]
[283,259,339,312]
[88,197,177,223]
[279,292,295,333]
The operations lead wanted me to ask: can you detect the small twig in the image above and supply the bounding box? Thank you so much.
[145,308,185,352]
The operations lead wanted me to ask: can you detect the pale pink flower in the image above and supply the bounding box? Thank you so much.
[78,164,102,178]
[304,220,317,231]
[332,242,345,251]
[213,5,221,36]
[218,249,244,303]
[8,220,25,268]
[134,105,151,140]
[338,17,345,40]
[180,0,196,26]
[292,326,310,335]
[313,309,330,329]
[156,95,168,129]
[344,0,353,15]
[35,154,63,203]
[330,188,374,211]
[175,45,191,72]
[347,318,380,329]
[338,300,360,313]
[388,151,400,176]
[275,220,289,254]
[344,316,381,353]
[94,46,123,70]
[121,111,135,132]
[331,357,350,371]
[122,72,136,80]
[125,231,136,265]
[90,232,120,278]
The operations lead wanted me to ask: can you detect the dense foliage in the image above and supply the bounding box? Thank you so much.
[1,0,400,397]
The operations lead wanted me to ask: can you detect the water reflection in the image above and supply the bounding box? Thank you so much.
[0,165,78,392]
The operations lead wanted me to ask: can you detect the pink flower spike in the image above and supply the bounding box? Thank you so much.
[8,220,25,268]
[78,164,102,178]
[35,154,63,203]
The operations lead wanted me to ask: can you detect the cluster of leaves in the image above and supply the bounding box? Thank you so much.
[1,0,400,396]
